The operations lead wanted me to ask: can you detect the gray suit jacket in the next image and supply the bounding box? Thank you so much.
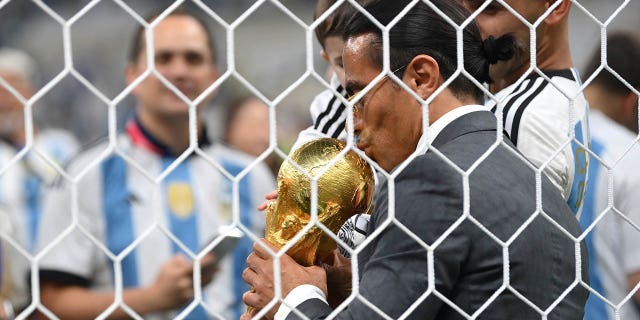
[288,110,588,319]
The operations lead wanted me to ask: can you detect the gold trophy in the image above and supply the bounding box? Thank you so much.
[265,138,375,266]
[246,138,374,315]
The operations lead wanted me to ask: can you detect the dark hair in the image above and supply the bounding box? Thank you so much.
[343,0,514,101]
[314,0,358,48]
[583,32,640,94]
[128,9,216,65]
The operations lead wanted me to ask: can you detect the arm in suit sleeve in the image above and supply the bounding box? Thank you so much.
[283,157,469,319]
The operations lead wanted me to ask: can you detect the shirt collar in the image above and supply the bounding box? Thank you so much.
[125,116,211,157]
[417,104,489,154]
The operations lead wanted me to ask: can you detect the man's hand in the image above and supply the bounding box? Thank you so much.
[323,249,353,308]
[257,190,278,211]
[242,240,328,319]
[146,254,218,311]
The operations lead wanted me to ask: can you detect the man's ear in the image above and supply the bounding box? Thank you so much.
[125,63,137,86]
[544,0,571,25]
[406,54,440,100]
[321,49,330,63]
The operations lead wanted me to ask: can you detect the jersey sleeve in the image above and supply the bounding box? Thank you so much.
[290,75,348,152]
[37,162,103,286]
[517,104,573,198]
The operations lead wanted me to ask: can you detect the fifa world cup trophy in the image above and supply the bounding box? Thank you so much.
[246,138,374,315]
[265,138,375,266]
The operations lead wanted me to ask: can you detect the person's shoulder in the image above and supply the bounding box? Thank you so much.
[34,128,81,162]
[590,111,637,149]
[591,111,640,175]
[396,151,464,187]
[62,135,126,174]
[36,128,78,144]
[523,70,587,112]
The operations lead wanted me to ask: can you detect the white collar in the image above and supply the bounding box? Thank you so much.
[417,104,489,154]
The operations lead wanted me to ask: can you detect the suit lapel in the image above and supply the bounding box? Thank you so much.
[431,111,498,149]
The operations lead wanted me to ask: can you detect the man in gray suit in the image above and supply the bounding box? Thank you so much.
[242,1,589,319]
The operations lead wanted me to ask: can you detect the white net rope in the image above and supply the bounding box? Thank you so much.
[0,0,638,319]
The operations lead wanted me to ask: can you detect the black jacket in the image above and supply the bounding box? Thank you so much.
[287,110,589,319]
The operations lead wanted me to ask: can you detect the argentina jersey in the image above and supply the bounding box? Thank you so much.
[580,111,640,320]
[37,119,275,319]
[488,69,590,216]
[0,129,78,310]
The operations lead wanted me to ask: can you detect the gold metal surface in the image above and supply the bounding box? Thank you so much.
[265,138,375,266]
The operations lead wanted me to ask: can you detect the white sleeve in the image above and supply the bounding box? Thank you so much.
[37,169,102,283]
[291,75,348,152]
[516,103,572,199]
[274,284,328,320]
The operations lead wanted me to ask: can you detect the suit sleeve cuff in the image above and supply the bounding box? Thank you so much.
[274,285,328,320]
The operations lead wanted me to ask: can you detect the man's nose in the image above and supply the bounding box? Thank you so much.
[163,57,190,79]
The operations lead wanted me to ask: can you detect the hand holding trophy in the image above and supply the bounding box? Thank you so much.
[246,137,375,315]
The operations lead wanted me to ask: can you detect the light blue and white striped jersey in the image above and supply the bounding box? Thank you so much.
[37,119,275,319]
[0,129,79,309]
[487,69,590,216]
[580,111,640,320]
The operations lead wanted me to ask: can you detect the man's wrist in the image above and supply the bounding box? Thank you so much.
[274,285,328,320]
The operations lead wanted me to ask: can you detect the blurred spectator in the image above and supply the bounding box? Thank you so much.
[36,9,274,320]
[0,47,79,315]
[580,31,640,320]
[223,96,277,174]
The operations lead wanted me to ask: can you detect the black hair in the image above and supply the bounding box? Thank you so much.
[583,32,640,94]
[314,0,357,48]
[128,9,216,65]
[343,0,514,101]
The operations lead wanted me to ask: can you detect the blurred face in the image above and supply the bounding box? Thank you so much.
[322,36,346,85]
[343,34,423,172]
[127,15,218,121]
[226,98,270,157]
[0,71,31,138]
[462,0,547,86]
